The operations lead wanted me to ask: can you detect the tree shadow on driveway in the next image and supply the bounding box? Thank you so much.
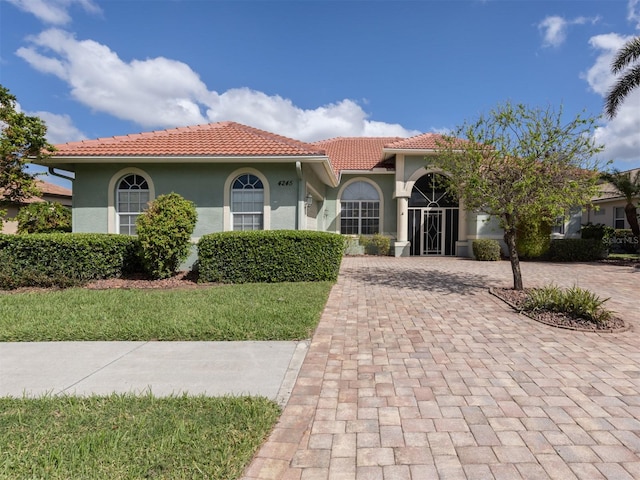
[342,261,499,296]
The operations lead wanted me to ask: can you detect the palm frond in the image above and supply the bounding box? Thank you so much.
[605,64,640,118]
[611,36,640,74]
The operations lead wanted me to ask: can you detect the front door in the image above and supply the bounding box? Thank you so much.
[408,173,459,256]
[423,209,444,255]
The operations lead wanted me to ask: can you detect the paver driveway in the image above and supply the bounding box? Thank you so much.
[243,257,640,480]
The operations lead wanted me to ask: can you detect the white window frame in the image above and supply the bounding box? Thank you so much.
[223,168,270,231]
[337,179,383,235]
[107,168,155,234]
[231,173,264,231]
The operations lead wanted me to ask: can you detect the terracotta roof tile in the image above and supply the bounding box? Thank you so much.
[384,133,448,150]
[312,137,404,174]
[52,121,326,158]
[1,180,71,205]
[37,180,72,197]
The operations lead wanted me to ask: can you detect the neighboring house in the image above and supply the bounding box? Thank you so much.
[36,121,512,258]
[582,168,640,230]
[1,180,72,234]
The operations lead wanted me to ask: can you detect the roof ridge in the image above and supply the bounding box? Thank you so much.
[313,136,405,144]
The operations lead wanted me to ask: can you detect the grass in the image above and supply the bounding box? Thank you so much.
[0,393,280,479]
[0,281,333,342]
[607,253,640,260]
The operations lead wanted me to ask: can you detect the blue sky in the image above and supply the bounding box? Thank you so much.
[1,0,639,188]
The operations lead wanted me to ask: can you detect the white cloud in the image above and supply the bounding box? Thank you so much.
[538,15,600,48]
[539,16,568,48]
[32,110,86,144]
[583,33,640,165]
[5,0,101,25]
[628,0,640,29]
[16,29,420,142]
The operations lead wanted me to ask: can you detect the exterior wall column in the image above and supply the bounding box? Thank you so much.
[393,195,410,256]
[393,153,410,257]
[455,197,470,256]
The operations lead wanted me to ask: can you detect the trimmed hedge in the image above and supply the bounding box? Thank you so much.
[0,233,140,289]
[546,238,606,262]
[472,239,501,261]
[198,230,344,283]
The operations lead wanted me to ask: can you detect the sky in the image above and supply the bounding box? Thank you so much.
[1,0,639,189]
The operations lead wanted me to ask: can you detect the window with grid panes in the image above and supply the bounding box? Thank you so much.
[232,174,264,230]
[340,181,380,235]
[117,174,149,235]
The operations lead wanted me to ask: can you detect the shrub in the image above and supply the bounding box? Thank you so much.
[472,239,501,261]
[547,239,606,262]
[0,233,140,289]
[359,234,391,256]
[343,236,364,255]
[522,284,612,324]
[516,218,551,259]
[608,229,639,254]
[136,193,197,279]
[16,202,71,234]
[581,222,614,242]
[198,230,344,283]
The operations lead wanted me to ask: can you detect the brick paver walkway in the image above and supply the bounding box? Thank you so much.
[242,257,640,479]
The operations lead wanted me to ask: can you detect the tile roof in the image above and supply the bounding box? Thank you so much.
[312,137,404,174]
[1,180,71,205]
[50,121,456,175]
[384,133,448,150]
[52,121,326,157]
[37,180,72,197]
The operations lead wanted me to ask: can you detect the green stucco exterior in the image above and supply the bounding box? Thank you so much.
[73,162,310,236]
[324,173,396,236]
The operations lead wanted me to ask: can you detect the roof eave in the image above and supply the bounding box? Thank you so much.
[32,154,340,187]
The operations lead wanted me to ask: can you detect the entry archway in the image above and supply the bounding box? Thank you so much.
[408,173,459,255]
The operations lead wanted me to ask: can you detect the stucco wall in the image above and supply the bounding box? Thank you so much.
[583,200,634,230]
[324,173,396,236]
[73,162,303,236]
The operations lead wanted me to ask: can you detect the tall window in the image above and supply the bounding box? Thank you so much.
[232,174,264,230]
[614,207,626,229]
[117,174,149,235]
[340,181,380,235]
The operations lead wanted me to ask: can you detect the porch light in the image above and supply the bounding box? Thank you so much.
[305,194,313,207]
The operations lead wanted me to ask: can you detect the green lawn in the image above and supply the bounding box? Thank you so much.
[0,281,333,342]
[0,281,334,477]
[607,253,640,260]
[0,393,280,480]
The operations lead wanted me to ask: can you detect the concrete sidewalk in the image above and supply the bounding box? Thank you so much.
[0,340,308,405]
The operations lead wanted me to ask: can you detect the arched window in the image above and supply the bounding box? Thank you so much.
[232,173,264,230]
[409,173,456,208]
[340,181,380,235]
[117,174,149,235]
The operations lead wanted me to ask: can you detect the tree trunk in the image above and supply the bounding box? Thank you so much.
[504,228,523,290]
[625,202,640,252]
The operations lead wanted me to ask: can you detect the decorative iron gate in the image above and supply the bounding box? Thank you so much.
[408,173,459,256]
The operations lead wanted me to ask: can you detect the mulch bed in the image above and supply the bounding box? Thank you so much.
[491,287,628,333]
[84,271,206,290]
[1,271,220,294]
